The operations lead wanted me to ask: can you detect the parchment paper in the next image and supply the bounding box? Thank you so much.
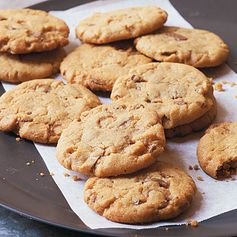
[2,0,237,229]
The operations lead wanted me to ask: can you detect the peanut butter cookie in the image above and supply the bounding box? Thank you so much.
[111,62,214,129]
[0,9,69,54]
[56,103,165,177]
[60,42,152,91]
[0,79,100,143]
[197,122,237,179]
[0,48,66,83]
[76,7,167,44]
[134,27,229,68]
[84,161,196,224]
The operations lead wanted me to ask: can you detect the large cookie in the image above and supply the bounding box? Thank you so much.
[165,98,217,138]
[111,62,214,129]
[0,48,66,83]
[60,42,152,91]
[56,103,165,177]
[134,27,229,68]
[76,7,167,44]
[197,122,237,179]
[84,161,196,224]
[0,9,69,54]
[0,79,100,143]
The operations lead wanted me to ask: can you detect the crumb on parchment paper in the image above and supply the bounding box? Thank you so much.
[72,175,82,181]
[197,176,204,181]
[214,83,224,91]
[64,173,70,177]
[187,220,199,227]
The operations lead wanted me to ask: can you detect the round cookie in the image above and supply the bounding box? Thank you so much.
[76,6,167,44]
[84,161,196,224]
[0,79,101,143]
[56,103,165,177]
[0,9,69,54]
[0,48,66,83]
[111,62,214,129]
[60,42,152,91]
[197,122,237,179]
[134,26,229,68]
[165,98,217,138]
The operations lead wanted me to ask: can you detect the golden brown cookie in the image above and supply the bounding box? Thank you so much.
[165,98,217,138]
[0,48,66,83]
[111,62,214,129]
[56,103,165,177]
[76,7,167,44]
[0,79,100,143]
[197,122,237,179]
[0,9,69,54]
[84,161,196,224]
[60,42,152,91]
[134,26,229,68]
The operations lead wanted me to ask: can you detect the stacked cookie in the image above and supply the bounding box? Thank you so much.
[0,9,69,83]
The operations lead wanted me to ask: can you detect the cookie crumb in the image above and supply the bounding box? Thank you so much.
[222,80,228,84]
[188,165,193,170]
[230,82,236,87]
[16,137,21,142]
[64,173,70,177]
[197,176,204,181]
[189,220,199,227]
[31,160,35,164]
[26,162,31,166]
[214,83,224,91]
[165,227,169,231]
[193,164,199,170]
[72,175,81,181]
[39,172,45,177]
[49,172,55,176]
[235,96,237,99]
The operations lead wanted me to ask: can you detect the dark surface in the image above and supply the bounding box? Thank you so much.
[0,0,237,237]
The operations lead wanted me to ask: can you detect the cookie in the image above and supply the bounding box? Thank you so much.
[84,161,196,224]
[0,9,69,54]
[111,62,214,129]
[165,98,217,138]
[197,122,237,179]
[60,42,152,91]
[0,48,66,83]
[76,6,167,44]
[56,103,165,177]
[134,26,229,68]
[0,79,100,143]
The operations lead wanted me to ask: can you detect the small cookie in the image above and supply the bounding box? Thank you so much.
[197,122,237,179]
[60,42,152,91]
[84,161,196,224]
[165,98,217,138]
[0,79,100,143]
[134,26,229,68]
[0,48,66,83]
[111,62,214,129]
[56,103,165,177]
[76,7,167,44]
[0,9,69,54]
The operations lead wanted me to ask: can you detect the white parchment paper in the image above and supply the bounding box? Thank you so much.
[2,0,237,229]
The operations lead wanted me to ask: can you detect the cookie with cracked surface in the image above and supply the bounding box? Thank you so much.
[111,62,214,129]
[60,42,152,91]
[197,122,237,179]
[0,79,101,143]
[84,161,196,224]
[165,98,217,138]
[76,6,167,44]
[134,26,229,68]
[0,9,69,54]
[56,103,165,177]
[0,48,66,83]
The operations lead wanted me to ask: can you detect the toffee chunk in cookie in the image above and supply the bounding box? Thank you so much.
[0,48,66,83]
[111,62,215,130]
[60,42,152,91]
[56,103,166,177]
[0,79,101,143]
[76,6,167,44]
[0,9,69,54]
[84,161,196,224]
[197,122,237,179]
[134,27,229,68]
